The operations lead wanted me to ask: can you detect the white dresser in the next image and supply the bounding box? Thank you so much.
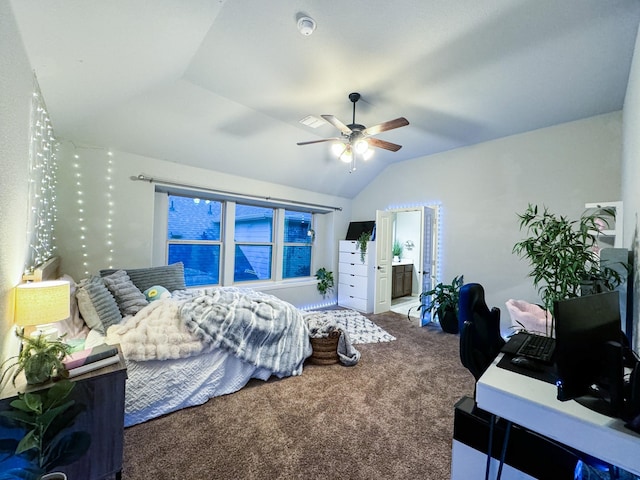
[337,240,376,313]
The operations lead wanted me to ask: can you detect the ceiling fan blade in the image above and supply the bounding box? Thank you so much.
[362,117,409,136]
[321,115,352,135]
[368,137,402,152]
[297,138,341,146]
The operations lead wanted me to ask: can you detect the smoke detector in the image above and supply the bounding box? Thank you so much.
[297,16,316,36]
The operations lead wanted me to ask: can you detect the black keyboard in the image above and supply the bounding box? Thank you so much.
[516,333,556,364]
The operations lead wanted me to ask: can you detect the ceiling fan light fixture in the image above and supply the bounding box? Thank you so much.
[354,138,369,154]
[332,142,347,156]
[339,145,353,163]
[362,149,374,161]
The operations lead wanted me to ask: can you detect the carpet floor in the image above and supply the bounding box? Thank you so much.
[121,311,476,479]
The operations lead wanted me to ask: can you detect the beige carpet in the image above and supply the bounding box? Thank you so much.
[122,311,475,479]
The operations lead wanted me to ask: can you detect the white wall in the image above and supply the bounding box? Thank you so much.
[54,144,352,309]
[0,0,36,360]
[623,25,640,350]
[352,112,623,329]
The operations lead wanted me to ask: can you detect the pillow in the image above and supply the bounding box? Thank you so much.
[76,276,122,333]
[100,262,186,293]
[143,285,171,302]
[55,274,90,340]
[102,269,149,316]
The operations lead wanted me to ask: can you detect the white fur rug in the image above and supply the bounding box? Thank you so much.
[328,309,396,344]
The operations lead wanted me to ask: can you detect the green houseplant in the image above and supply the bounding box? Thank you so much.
[512,204,627,336]
[392,240,403,260]
[1,332,71,387]
[315,268,335,298]
[356,231,371,263]
[0,379,90,480]
[416,275,464,334]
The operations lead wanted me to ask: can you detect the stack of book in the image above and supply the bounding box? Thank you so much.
[63,343,120,378]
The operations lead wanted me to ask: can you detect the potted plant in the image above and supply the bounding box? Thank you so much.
[512,204,627,336]
[315,268,335,298]
[392,240,403,262]
[1,332,71,386]
[416,275,464,334]
[356,231,371,263]
[0,379,91,480]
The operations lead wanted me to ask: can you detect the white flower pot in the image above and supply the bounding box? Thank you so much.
[41,473,67,480]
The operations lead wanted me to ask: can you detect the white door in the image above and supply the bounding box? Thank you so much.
[374,210,392,313]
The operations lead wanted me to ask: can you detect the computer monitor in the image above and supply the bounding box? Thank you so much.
[553,291,625,417]
[345,221,375,241]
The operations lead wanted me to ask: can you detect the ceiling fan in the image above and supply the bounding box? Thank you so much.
[297,92,409,171]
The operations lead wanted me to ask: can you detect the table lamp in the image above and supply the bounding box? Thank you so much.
[14,280,70,340]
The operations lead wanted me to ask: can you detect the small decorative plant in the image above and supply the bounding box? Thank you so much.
[356,231,371,263]
[0,332,71,387]
[512,204,627,336]
[392,240,403,260]
[415,275,464,333]
[315,268,335,298]
[0,379,91,479]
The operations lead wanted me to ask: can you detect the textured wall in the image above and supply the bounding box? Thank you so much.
[351,112,623,330]
[54,144,352,309]
[0,0,36,361]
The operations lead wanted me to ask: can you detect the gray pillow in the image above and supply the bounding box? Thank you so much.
[102,269,148,316]
[76,276,122,333]
[100,262,186,293]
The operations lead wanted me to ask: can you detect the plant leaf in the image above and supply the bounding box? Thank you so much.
[15,430,38,455]
[42,431,91,471]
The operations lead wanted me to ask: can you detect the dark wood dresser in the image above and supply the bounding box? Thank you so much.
[0,346,127,480]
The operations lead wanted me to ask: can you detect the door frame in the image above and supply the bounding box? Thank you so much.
[375,205,440,324]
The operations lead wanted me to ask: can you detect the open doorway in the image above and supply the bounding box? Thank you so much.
[380,206,439,325]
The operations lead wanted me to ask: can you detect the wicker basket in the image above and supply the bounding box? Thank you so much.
[309,330,340,365]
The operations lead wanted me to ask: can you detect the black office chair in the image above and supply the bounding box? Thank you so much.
[459,283,505,382]
[458,282,509,480]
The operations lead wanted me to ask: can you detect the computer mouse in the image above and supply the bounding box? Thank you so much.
[510,356,543,371]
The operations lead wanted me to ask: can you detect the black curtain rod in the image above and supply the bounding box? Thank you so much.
[130,174,343,212]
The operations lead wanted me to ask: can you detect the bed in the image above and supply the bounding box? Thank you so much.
[36,258,313,427]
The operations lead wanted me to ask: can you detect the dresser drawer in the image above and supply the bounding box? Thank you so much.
[339,261,368,276]
[338,279,368,299]
[338,272,368,290]
[337,292,368,312]
[339,240,359,253]
[339,251,370,266]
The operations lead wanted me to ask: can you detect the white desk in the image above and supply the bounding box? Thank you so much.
[476,354,640,476]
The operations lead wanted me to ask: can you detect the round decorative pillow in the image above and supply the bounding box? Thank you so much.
[143,285,171,302]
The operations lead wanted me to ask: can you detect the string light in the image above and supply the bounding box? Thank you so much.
[73,158,89,276]
[73,148,116,274]
[26,80,59,269]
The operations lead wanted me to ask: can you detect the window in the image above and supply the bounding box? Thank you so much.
[234,204,273,282]
[164,194,315,287]
[283,210,312,278]
[167,196,222,287]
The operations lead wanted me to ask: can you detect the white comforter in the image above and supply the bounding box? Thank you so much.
[105,288,311,376]
[106,296,209,361]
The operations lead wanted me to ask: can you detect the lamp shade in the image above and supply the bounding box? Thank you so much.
[14,280,70,327]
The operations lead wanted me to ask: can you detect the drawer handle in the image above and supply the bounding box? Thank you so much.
[350,284,355,287]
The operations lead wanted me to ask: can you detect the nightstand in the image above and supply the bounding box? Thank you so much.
[0,345,127,480]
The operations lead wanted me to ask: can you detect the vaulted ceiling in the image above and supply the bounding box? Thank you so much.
[10,0,640,198]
